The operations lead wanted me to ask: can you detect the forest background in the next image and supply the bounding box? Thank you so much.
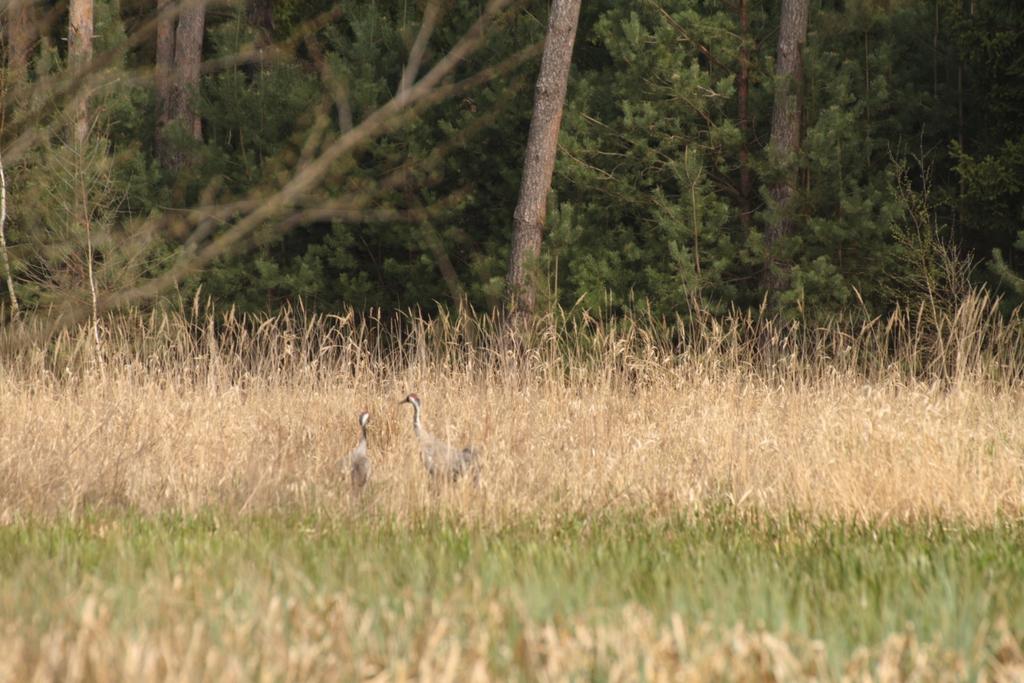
[0,0,1022,323]
[3,3,1024,678]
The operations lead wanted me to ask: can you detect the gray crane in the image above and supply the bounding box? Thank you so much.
[399,393,479,484]
[347,411,371,491]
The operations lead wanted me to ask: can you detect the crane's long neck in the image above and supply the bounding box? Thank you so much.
[411,402,421,436]
[359,422,368,447]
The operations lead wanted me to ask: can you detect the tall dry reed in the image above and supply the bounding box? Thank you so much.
[1,293,1022,523]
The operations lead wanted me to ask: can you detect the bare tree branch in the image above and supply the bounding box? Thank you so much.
[101,3,532,312]
[4,0,539,334]
[399,0,442,96]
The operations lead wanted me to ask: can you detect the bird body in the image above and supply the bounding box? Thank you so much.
[400,394,479,483]
[347,411,371,491]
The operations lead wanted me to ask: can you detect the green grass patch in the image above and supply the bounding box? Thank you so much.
[0,512,1021,677]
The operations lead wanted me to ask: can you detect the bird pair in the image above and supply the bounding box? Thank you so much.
[347,393,480,491]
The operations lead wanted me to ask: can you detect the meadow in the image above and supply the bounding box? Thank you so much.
[0,296,1022,680]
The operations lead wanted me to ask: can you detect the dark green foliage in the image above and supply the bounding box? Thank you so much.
[2,0,1022,319]
[928,1,1024,303]
[2,0,161,310]
[189,0,543,312]
[555,3,748,315]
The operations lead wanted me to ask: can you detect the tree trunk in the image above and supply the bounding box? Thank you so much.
[172,1,206,141]
[737,0,752,231]
[157,0,207,169]
[0,148,18,317]
[245,0,274,77]
[6,0,36,83]
[763,0,809,296]
[506,0,581,316]
[246,0,274,47]
[69,0,94,146]
[155,0,175,132]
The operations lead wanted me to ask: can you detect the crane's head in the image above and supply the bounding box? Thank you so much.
[358,411,370,428]
[400,393,421,408]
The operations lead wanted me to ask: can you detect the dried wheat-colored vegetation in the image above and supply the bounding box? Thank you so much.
[4,598,1022,682]
[1,515,1022,681]
[1,293,1022,523]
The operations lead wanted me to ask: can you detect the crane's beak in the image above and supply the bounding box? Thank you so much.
[398,398,408,405]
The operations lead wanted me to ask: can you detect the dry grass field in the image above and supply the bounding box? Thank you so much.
[2,295,1022,524]
[0,295,1022,680]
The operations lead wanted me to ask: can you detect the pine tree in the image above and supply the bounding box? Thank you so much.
[762,0,809,298]
[507,0,582,317]
[69,0,94,146]
[5,0,35,83]
[157,0,208,170]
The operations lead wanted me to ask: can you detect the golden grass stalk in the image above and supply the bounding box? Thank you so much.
[0,292,1021,523]
[1,600,1020,682]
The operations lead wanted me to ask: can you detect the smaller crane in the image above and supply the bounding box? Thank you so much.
[400,393,479,484]
[347,411,371,491]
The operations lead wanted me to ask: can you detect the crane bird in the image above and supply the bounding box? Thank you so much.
[347,410,371,491]
[399,393,479,484]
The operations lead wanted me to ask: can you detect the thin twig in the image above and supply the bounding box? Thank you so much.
[399,0,442,96]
